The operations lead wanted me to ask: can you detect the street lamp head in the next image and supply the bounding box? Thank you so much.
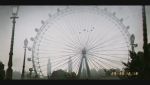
[12,6,19,17]
[24,38,28,47]
[130,34,135,44]
[29,68,33,71]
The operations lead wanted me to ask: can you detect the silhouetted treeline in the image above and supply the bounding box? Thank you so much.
[49,69,77,80]
[123,43,150,80]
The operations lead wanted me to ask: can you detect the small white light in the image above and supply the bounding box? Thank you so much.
[12,6,19,17]
[24,38,28,47]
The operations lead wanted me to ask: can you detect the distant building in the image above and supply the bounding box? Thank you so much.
[68,57,72,73]
[47,58,51,78]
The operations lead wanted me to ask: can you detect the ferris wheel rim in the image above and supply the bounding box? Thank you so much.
[31,6,131,78]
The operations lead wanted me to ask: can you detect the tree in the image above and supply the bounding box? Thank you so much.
[122,51,145,79]
[0,61,5,80]
[49,69,77,80]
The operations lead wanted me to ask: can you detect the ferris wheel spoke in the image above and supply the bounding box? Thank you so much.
[67,20,84,48]
[91,37,127,51]
[51,57,70,65]
[72,55,81,73]
[51,53,79,66]
[91,49,128,52]
[38,49,77,53]
[45,31,81,51]
[63,43,80,52]
[74,25,86,48]
[89,46,128,52]
[36,53,78,65]
[59,48,77,54]
[87,53,123,66]
[88,52,128,60]
[59,50,78,54]
[87,33,123,52]
[84,30,93,48]
[92,29,123,48]
[62,48,79,53]
[40,36,64,45]
[88,52,128,61]
[52,59,70,70]
[88,55,110,70]
[51,53,79,62]
[92,38,128,52]
[89,51,128,56]
[89,56,119,69]
[61,36,81,51]
[91,57,109,70]
[54,22,82,50]
[88,45,128,54]
[52,56,78,71]
[88,27,110,48]
[52,57,76,65]
[87,57,100,71]
[88,26,117,51]
[76,34,84,49]
[37,48,77,54]
[66,28,80,48]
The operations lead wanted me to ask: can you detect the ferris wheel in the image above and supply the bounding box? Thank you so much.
[28,6,132,78]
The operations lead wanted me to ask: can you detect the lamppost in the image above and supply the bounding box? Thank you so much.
[29,68,33,79]
[130,34,137,53]
[6,6,19,80]
[142,5,150,79]
[21,38,28,79]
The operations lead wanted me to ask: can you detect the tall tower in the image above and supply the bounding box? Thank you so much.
[47,58,51,78]
[68,57,72,73]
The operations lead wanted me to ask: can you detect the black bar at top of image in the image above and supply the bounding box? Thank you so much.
[0,0,150,5]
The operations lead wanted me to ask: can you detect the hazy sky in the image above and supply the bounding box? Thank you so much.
[0,6,150,73]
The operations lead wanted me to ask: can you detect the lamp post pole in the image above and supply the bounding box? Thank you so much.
[29,68,33,79]
[21,39,28,79]
[6,6,19,80]
[142,5,150,79]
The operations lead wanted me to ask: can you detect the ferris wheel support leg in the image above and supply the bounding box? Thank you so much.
[85,57,91,79]
[77,57,84,78]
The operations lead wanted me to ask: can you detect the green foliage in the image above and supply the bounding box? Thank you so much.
[0,61,5,80]
[122,51,146,79]
[49,69,77,80]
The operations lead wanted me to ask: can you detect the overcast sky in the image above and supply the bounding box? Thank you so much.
[0,6,150,73]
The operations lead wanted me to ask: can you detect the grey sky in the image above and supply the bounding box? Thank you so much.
[0,6,150,73]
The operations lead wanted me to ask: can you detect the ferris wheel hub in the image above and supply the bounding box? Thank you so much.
[82,48,87,55]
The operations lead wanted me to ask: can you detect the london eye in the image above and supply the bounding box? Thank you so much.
[29,6,131,78]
